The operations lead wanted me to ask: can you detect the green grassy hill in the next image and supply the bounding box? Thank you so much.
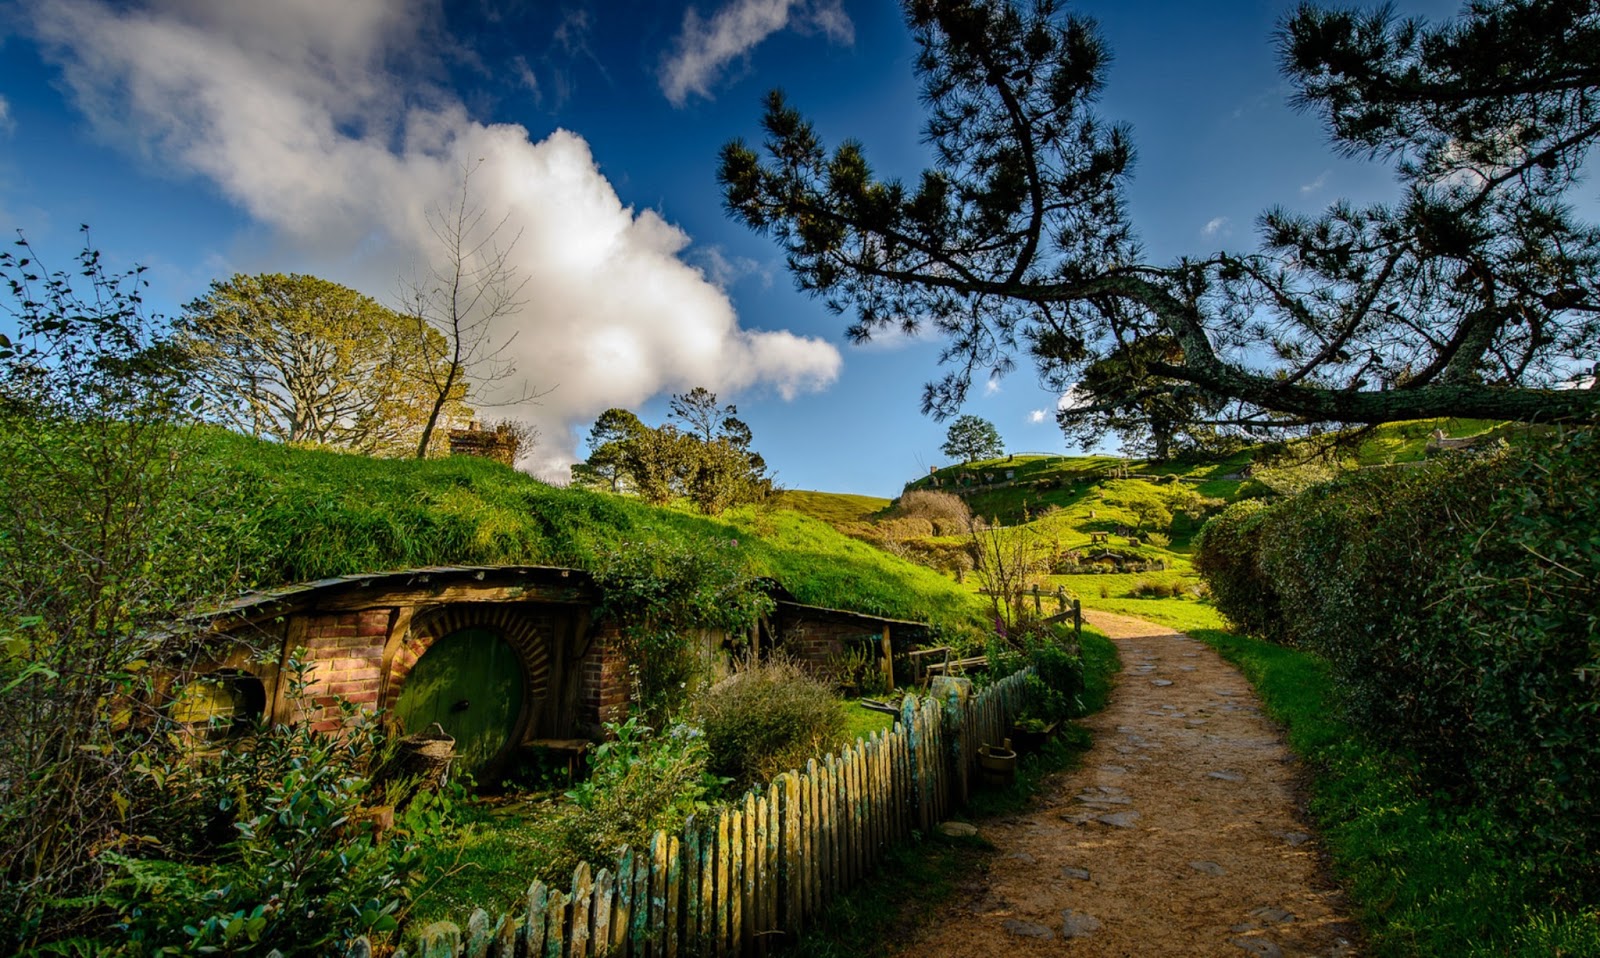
[771,418,1527,618]
[171,429,985,631]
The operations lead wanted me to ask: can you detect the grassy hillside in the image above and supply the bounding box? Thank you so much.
[173,429,986,630]
[770,419,1530,621]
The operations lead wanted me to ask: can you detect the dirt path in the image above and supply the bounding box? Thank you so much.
[892,610,1359,958]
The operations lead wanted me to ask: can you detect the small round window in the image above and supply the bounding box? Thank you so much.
[170,670,267,737]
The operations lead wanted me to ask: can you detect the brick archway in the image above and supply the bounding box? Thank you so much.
[384,604,556,742]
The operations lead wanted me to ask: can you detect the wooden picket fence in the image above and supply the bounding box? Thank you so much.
[362,670,1033,958]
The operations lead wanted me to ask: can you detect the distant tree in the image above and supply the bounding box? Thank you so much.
[720,0,1600,446]
[942,414,1004,463]
[1063,336,1226,461]
[399,163,542,459]
[668,386,738,442]
[176,273,466,455]
[619,424,698,506]
[580,407,649,491]
[580,389,774,513]
[485,417,540,465]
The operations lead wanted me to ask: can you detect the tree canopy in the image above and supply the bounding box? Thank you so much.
[941,413,1004,462]
[719,0,1600,444]
[573,388,773,513]
[176,273,469,456]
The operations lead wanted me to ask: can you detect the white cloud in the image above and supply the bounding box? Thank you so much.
[1027,409,1047,424]
[1058,385,1090,410]
[696,245,772,289]
[31,0,841,478]
[0,95,12,135]
[1300,170,1329,195]
[983,378,1001,396]
[1201,216,1230,239]
[660,0,852,106]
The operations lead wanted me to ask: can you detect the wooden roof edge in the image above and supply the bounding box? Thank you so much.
[773,599,930,630]
[186,564,599,624]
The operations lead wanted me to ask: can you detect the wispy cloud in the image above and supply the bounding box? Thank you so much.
[1300,170,1329,195]
[31,0,841,478]
[1028,409,1047,424]
[0,95,13,136]
[1201,216,1231,239]
[696,245,773,289]
[660,0,852,106]
[983,378,1001,396]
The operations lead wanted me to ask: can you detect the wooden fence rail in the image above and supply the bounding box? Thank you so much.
[345,670,1033,958]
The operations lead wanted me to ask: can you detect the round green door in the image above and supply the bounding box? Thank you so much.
[395,628,524,776]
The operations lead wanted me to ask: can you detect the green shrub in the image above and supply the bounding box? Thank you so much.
[1192,499,1283,642]
[100,666,447,955]
[591,538,774,721]
[550,720,723,879]
[694,658,847,791]
[1028,632,1085,721]
[1193,431,1600,895]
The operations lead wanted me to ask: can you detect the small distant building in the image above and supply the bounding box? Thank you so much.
[449,421,518,465]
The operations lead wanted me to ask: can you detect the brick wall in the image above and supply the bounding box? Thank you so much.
[576,624,630,734]
[297,609,391,733]
[780,618,882,673]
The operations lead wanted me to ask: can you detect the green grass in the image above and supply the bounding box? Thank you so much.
[170,428,986,630]
[406,797,561,928]
[778,490,893,525]
[841,701,896,742]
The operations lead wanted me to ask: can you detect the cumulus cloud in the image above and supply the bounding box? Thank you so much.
[660,0,852,106]
[1201,216,1231,239]
[1027,409,1047,424]
[983,378,1001,396]
[30,0,841,478]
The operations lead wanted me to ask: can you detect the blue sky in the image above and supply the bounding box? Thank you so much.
[0,0,1460,496]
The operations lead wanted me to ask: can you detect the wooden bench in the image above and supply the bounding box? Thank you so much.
[522,737,592,784]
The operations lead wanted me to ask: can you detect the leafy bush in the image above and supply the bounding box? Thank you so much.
[1128,579,1177,599]
[1029,635,1085,721]
[1192,499,1283,642]
[550,720,723,878]
[100,665,450,955]
[694,658,847,791]
[1193,432,1600,894]
[591,538,774,721]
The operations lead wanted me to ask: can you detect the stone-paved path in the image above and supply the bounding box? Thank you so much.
[891,610,1360,958]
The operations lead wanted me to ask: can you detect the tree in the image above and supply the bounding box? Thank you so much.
[176,273,466,455]
[579,407,648,492]
[719,0,1600,443]
[618,424,698,506]
[942,414,1004,462]
[1062,336,1224,461]
[0,230,206,938]
[399,164,539,459]
[577,390,775,513]
[668,386,739,442]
